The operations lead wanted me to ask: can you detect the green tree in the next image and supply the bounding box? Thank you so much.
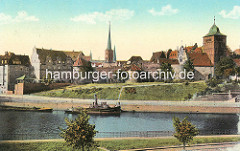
[206,77,223,87]
[183,59,195,74]
[166,49,172,59]
[44,73,53,85]
[60,109,98,151]
[173,117,199,150]
[215,57,236,78]
[160,62,174,81]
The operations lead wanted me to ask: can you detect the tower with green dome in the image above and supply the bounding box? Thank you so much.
[203,17,227,67]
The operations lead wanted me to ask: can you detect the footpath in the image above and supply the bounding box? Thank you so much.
[1,135,240,151]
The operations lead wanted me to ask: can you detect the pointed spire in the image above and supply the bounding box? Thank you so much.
[107,21,112,50]
[214,16,215,25]
[90,50,92,61]
[113,45,116,62]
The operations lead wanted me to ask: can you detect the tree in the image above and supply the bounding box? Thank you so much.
[160,62,174,81]
[44,73,53,85]
[173,117,199,150]
[183,59,195,79]
[60,109,98,151]
[166,49,172,59]
[215,57,236,78]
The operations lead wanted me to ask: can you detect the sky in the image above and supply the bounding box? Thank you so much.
[0,0,240,60]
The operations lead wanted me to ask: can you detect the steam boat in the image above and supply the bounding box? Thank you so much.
[65,94,121,115]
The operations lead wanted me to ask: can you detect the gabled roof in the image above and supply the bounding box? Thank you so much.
[36,48,84,63]
[64,51,84,61]
[150,51,166,62]
[188,53,213,67]
[83,56,91,61]
[73,57,88,67]
[0,52,30,66]
[128,56,143,62]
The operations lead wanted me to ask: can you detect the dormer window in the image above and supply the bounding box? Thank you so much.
[13,60,21,64]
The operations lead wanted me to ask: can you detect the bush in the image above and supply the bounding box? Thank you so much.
[206,78,223,87]
[59,109,98,151]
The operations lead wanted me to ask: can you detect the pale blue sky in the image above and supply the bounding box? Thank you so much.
[0,0,240,60]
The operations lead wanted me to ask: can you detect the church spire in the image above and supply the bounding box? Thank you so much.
[107,22,112,50]
[113,45,116,62]
[214,16,215,25]
[90,50,92,61]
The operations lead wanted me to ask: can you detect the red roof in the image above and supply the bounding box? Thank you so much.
[188,53,213,67]
[185,46,202,53]
[83,56,91,61]
[194,47,203,53]
[233,59,240,66]
[159,58,179,65]
[185,46,194,53]
[234,49,240,55]
[129,64,142,71]
[73,57,88,67]
[169,50,178,59]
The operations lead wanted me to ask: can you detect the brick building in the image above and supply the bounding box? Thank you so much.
[203,19,227,66]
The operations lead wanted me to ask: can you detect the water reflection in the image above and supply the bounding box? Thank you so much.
[0,111,239,140]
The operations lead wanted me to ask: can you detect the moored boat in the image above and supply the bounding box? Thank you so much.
[65,94,121,115]
[0,105,53,112]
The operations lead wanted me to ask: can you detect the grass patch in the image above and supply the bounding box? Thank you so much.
[35,81,207,101]
[0,136,240,151]
[98,137,240,150]
[0,141,100,151]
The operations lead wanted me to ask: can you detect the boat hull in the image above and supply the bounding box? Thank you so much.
[65,106,121,115]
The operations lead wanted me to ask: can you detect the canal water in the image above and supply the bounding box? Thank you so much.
[0,111,239,140]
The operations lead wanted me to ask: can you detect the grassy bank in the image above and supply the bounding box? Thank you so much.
[35,81,207,101]
[0,136,240,151]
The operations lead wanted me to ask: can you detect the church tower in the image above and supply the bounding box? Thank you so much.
[105,22,114,63]
[203,17,227,66]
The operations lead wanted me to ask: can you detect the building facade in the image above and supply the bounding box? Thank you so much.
[31,47,90,82]
[0,52,31,93]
